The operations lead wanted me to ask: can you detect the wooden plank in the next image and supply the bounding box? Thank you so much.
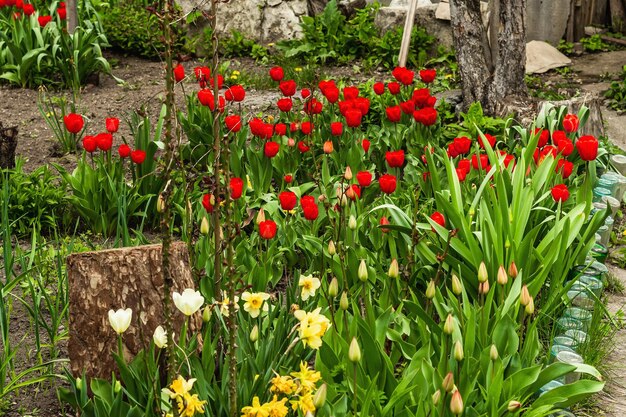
[398,0,418,68]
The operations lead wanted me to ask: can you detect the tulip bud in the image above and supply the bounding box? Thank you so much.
[507,400,521,412]
[525,297,534,315]
[358,259,368,282]
[478,262,488,283]
[114,380,122,393]
[451,274,462,295]
[287,138,295,147]
[349,337,361,362]
[450,390,464,415]
[314,383,327,408]
[256,207,266,224]
[490,344,499,361]
[388,259,399,278]
[323,141,334,154]
[328,240,336,256]
[508,208,513,223]
[443,314,454,335]
[200,217,209,235]
[497,265,508,286]
[328,277,338,297]
[344,166,353,181]
[76,377,83,391]
[454,340,464,361]
[432,389,441,406]
[340,292,349,310]
[520,285,531,306]
[345,186,356,201]
[157,194,166,213]
[426,280,436,299]
[202,306,212,322]
[469,208,475,217]
[505,238,511,249]
[318,194,327,202]
[508,261,518,279]
[479,280,490,294]
[442,372,454,392]
[348,215,357,230]
[250,325,259,342]
[339,193,348,207]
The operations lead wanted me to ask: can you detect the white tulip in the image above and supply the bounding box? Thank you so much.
[173,288,205,316]
[108,308,132,334]
[153,325,167,348]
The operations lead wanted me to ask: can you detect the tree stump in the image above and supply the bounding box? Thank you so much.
[67,242,202,379]
[0,122,18,169]
[537,94,605,139]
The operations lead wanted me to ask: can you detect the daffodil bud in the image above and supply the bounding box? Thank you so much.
[520,285,531,306]
[443,314,454,335]
[426,280,436,299]
[344,166,353,181]
[450,390,464,415]
[507,400,521,412]
[328,277,338,297]
[388,259,399,278]
[442,372,454,392]
[358,259,368,282]
[157,194,165,213]
[76,377,83,391]
[256,207,266,224]
[454,340,464,361]
[478,262,488,283]
[114,380,122,393]
[250,325,259,342]
[314,383,327,408]
[451,274,462,295]
[328,240,336,256]
[349,337,361,362]
[525,297,534,315]
[202,306,212,322]
[508,261,518,279]
[340,292,349,310]
[490,344,499,361]
[200,217,209,235]
[348,215,357,230]
[432,389,441,406]
[497,265,508,286]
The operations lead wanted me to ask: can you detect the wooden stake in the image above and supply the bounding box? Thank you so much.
[398,0,418,68]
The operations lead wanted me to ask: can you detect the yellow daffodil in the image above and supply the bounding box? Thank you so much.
[298,275,321,301]
[291,361,321,394]
[219,291,240,317]
[294,67,302,72]
[290,392,315,414]
[266,396,289,417]
[233,70,241,75]
[294,308,331,349]
[270,374,298,395]
[177,392,207,417]
[241,291,270,318]
[241,396,271,417]
[162,375,197,398]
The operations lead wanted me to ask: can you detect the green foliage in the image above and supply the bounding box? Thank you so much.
[580,34,612,53]
[557,39,575,55]
[605,65,626,112]
[220,30,270,63]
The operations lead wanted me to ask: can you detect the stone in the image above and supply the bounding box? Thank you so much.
[375,4,454,48]
[525,0,570,45]
[68,242,201,379]
[525,40,571,74]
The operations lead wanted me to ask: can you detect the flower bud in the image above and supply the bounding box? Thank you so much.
[256,207,266,224]
[450,390,464,415]
[200,217,210,235]
[479,280,490,294]
[358,259,368,282]
[497,265,508,286]
[345,186,356,201]
[344,166,353,181]
[328,240,336,256]
[114,380,122,393]
[349,337,361,362]
[442,372,454,392]
[323,140,334,154]
[388,259,399,279]
[454,340,464,361]
[202,306,212,322]
[508,261,518,279]
[505,238,511,249]
[443,314,454,335]
[340,292,349,310]
[426,280,436,299]
[490,344,499,361]
[287,138,295,147]
[314,383,327,408]
[507,400,521,412]
[250,324,259,342]
[478,262,488,283]
[469,208,475,217]
[451,274,462,295]
[525,297,534,315]
[348,215,357,230]
[76,377,83,391]
[157,194,165,213]
[520,285,531,306]
[328,277,338,297]
[318,194,327,202]
[432,389,441,406]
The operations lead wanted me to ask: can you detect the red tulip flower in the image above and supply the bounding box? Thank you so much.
[297,141,310,153]
[455,168,467,181]
[57,7,66,19]
[224,85,245,102]
[362,139,371,153]
[386,150,405,168]
[96,133,113,151]
[387,82,401,95]
[202,194,215,213]
[551,184,570,202]
[277,98,293,112]
[300,121,313,135]
[345,109,362,128]
[225,115,242,133]
[478,133,496,149]
[264,141,279,158]
[556,159,574,179]
[413,108,438,126]
[356,171,372,187]
[38,15,51,26]
[373,82,385,95]
[229,177,244,199]
[22,4,34,15]
[419,69,437,83]
[400,100,415,115]
[82,136,97,153]
[380,216,390,233]
[386,106,402,123]
[392,67,415,85]
[453,136,472,155]
[130,149,146,164]
[330,122,343,136]
[430,211,445,229]
[118,144,131,158]
[105,117,120,133]
[343,86,359,100]
[534,128,549,147]
[557,138,574,156]
[279,191,297,211]
[269,66,284,82]
[64,113,84,134]
[458,159,471,174]
[575,135,598,161]
[279,80,297,96]
[379,174,397,194]
[259,220,277,239]
[284,174,293,183]
[197,89,215,108]
[563,114,579,133]
[301,88,311,99]
[346,184,361,201]
[300,196,319,220]
[173,64,185,82]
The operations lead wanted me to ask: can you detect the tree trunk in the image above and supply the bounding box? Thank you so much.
[450,0,529,115]
[0,122,18,169]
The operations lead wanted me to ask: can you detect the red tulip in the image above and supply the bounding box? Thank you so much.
[57,7,66,19]
[330,122,343,136]
[297,141,310,153]
[323,86,339,103]
[356,171,372,187]
[304,98,323,115]
[64,113,84,134]
[362,139,371,153]
[373,82,385,95]
[302,202,319,221]
[197,89,215,108]
[575,135,598,161]
[118,144,131,158]
[380,216,390,233]
[458,159,471,174]
[284,174,293,183]
[224,85,245,102]
[224,115,242,133]
[430,211,445,229]
[478,133,496,149]
[453,136,472,155]
[301,88,311,99]
[96,133,113,151]
[386,106,402,123]
[556,159,573,179]
[563,114,579,133]
[346,184,361,201]
[202,193,215,213]
[229,177,244,199]
[264,141,279,158]
[379,174,397,194]
[551,184,570,202]
[22,4,34,15]
[249,118,265,137]
[386,150,405,168]
[259,220,277,239]
[269,66,284,82]
[345,109,362,128]
[173,64,185,82]
[105,117,120,133]
[400,100,415,115]
[194,66,211,84]
[455,168,467,181]
[279,191,297,211]
[277,98,293,112]
[412,88,431,109]
[387,82,401,95]
[557,137,574,156]
[273,123,285,137]
[392,67,415,85]
[343,86,359,100]
[301,121,313,135]
[82,136,97,153]
[419,69,436,83]
[471,154,489,170]
[130,149,146,164]
[413,108,438,126]
[38,15,51,26]
[279,80,297,96]
[534,128,549,147]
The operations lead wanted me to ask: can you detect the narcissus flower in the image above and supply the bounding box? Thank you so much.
[64,113,84,134]
[379,174,397,194]
[153,325,167,348]
[173,288,205,316]
[575,135,598,161]
[298,274,321,301]
[294,307,331,349]
[551,184,570,202]
[241,291,270,318]
[259,219,277,239]
[105,117,120,133]
[108,308,132,334]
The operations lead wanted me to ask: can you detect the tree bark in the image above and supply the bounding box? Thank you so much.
[0,122,18,169]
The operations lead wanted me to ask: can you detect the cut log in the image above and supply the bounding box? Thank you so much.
[609,0,626,33]
[0,122,18,170]
[537,94,605,139]
[68,242,202,379]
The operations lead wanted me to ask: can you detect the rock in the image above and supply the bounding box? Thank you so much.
[525,0,570,45]
[434,1,449,20]
[525,40,571,74]
[68,242,201,379]
[375,4,454,48]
